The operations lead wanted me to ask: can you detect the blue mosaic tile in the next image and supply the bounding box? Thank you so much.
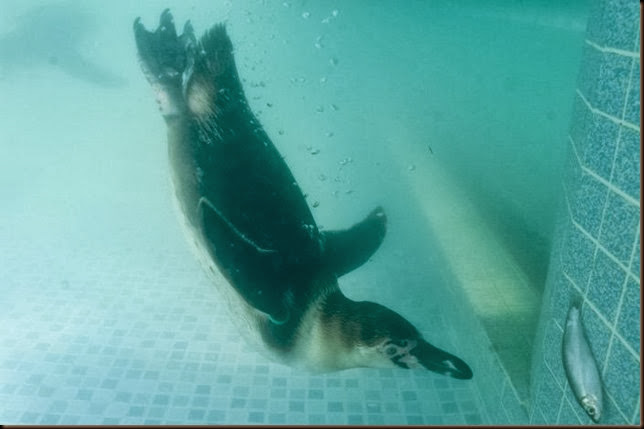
[288,400,304,412]
[466,412,483,424]
[407,415,424,424]
[100,378,118,389]
[423,414,444,424]
[570,172,609,239]
[187,409,206,420]
[577,44,600,101]
[584,0,605,42]
[598,191,640,265]
[307,413,324,424]
[47,400,68,413]
[616,277,641,354]
[530,406,547,424]
[152,394,170,405]
[581,302,612,366]
[147,407,166,418]
[561,224,597,290]
[366,414,385,424]
[591,51,633,119]
[478,379,503,423]
[269,388,286,399]
[441,401,458,413]
[345,378,359,388]
[230,398,245,408]
[346,414,363,424]
[206,409,226,422]
[582,113,619,180]
[347,401,364,413]
[534,366,564,425]
[37,385,55,397]
[557,397,583,424]
[384,402,399,413]
[604,337,640,419]
[172,395,189,407]
[191,396,209,407]
[612,127,641,201]
[543,321,566,388]
[127,405,145,417]
[594,0,639,51]
[403,399,422,414]
[437,390,453,402]
[271,376,286,387]
[602,393,629,424]
[587,249,627,324]
[327,401,343,412]
[550,272,577,332]
[570,94,593,154]
[39,413,61,424]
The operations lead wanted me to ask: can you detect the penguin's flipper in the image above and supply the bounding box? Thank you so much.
[198,197,290,324]
[321,206,387,278]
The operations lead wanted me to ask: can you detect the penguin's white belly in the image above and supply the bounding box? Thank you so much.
[168,178,278,361]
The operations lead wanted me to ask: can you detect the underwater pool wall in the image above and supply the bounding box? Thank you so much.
[529,0,640,424]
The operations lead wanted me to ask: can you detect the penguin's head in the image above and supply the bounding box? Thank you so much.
[323,296,473,379]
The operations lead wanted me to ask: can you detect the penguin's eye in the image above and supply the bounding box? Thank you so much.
[385,345,397,356]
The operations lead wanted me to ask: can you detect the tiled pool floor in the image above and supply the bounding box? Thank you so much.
[0,198,485,424]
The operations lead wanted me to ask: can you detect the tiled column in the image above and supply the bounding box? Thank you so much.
[529,0,640,425]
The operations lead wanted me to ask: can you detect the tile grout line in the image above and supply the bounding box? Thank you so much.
[562,394,584,424]
[584,47,633,381]
[575,219,636,293]
[604,382,635,424]
[544,358,566,424]
[562,270,639,363]
[568,134,639,208]
[603,49,637,209]
[585,39,640,58]
[631,394,640,424]
[576,89,640,133]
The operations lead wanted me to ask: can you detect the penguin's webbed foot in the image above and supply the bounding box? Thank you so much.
[133,9,196,94]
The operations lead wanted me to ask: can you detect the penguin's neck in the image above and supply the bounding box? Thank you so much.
[286,289,377,372]
[319,290,378,347]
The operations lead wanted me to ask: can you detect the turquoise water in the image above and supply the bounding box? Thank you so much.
[0,0,599,424]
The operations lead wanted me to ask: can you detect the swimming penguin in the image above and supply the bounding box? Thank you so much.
[133,9,472,379]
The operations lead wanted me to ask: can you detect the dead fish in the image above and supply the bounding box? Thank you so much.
[562,300,603,423]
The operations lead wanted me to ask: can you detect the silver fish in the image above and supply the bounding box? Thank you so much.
[562,300,603,423]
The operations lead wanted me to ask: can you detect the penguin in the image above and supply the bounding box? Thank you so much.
[133,9,472,379]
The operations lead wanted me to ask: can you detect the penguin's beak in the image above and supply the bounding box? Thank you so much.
[410,339,473,380]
